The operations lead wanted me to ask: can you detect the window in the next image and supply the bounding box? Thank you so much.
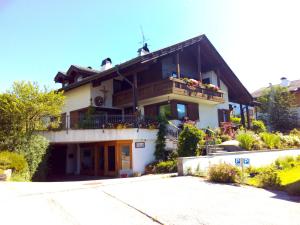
[159,104,171,118]
[177,104,187,119]
[202,78,210,84]
[76,75,83,82]
[121,145,130,170]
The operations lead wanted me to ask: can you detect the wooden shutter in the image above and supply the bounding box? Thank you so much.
[144,104,158,118]
[187,103,199,120]
[218,109,223,126]
[70,110,79,128]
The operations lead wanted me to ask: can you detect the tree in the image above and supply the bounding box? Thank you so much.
[177,124,205,157]
[257,86,297,132]
[154,116,168,161]
[0,81,65,150]
[0,81,65,180]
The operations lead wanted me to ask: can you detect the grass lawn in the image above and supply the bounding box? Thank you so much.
[246,164,300,195]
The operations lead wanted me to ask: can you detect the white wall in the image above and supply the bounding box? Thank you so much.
[41,129,158,144]
[132,140,156,174]
[178,149,300,175]
[91,79,114,108]
[197,104,219,128]
[197,72,230,128]
[63,83,91,113]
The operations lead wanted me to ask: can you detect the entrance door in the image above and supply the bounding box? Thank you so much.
[98,145,105,176]
[105,145,116,176]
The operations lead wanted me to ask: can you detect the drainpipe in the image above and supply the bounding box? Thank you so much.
[116,65,138,113]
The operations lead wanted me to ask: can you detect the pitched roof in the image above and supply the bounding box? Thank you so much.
[55,34,253,104]
[252,79,300,98]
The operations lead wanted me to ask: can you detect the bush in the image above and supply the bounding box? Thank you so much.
[220,134,231,142]
[155,160,177,173]
[236,130,256,150]
[0,151,28,173]
[155,116,168,161]
[145,160,177,174]
[252,120,266,133]
[256,166,281,188]
[208,163,240,183]
[280,134,300,148]
[290,128,300,137]
[230,117,241,124]
[260,132,281,149]
[275,156,296,170]
[178,124,205,157]
[16,135,49,179]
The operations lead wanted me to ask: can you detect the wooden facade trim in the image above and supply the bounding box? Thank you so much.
[113,77,225,106]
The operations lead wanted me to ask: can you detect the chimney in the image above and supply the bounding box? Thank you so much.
[280,77,290,87]
[101,58,112,71]
[137,43,150,56]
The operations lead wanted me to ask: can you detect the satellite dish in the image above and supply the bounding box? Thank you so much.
[94,96,104,106]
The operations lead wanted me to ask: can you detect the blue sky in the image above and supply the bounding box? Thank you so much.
[1,0,299,92]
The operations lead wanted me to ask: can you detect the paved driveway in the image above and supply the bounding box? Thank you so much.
[1,175,299,225]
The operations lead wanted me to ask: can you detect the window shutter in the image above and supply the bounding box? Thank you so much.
[187,103,199,120]
[144,104,157,118]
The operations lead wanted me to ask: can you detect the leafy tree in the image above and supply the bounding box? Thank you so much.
[0,81,65,180]
[178,124,205,157]
[0,81,65,150]
[257,86,297,132]
[154,116,168,161]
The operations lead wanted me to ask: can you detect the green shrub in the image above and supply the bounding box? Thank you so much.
[155,160,177,173]
[155,116,167,161]
[280,134,300,148]
[252,120,266,133]
[256,166,281,188]
[296,155,300,162]
[236,130,256,150]
[290,128,300,137]
[220,134,231,142]
[0,151,28,173]
[16,134,49,179]
[145,160,177,174]
[178,124,205,157]
[208,163,240,183]
[230,117,241,124]
[275,156,296,170]
[285,181,300,196]
[260,132,281,149]
[0,168,3,174]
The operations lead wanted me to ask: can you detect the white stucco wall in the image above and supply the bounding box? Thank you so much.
[63,83,91,113]
[132,140,156,173]
[178,149,300,175]
[197,104,219,128]
[42,129,158,144]
[197,72,229,129]
[91,79,114,108]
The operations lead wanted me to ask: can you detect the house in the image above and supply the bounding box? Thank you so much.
[252,77,300,126]
[42,34,253,178]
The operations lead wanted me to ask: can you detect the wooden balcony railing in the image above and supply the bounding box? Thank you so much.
[113,77,225,106]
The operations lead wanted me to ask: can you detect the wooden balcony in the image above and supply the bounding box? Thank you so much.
[113,77,225,106]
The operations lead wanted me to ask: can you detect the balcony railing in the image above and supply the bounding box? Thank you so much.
[63,114,158,130]
[113,77,224,106]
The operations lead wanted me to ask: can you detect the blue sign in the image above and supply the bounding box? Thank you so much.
[243,158,250,165]
[235,158,241,166]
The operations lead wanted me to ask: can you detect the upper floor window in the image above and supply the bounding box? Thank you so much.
[177,103,187,119]
[159,104,171,118]
[75,75,83,82]
[202,78,210,84]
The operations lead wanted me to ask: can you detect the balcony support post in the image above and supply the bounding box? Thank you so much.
[176,53,180,78]
[246,105,251,129]
[197,44,202,81]
[116,66,138,113]
[240,103,246,128]
[216,68,221,88]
